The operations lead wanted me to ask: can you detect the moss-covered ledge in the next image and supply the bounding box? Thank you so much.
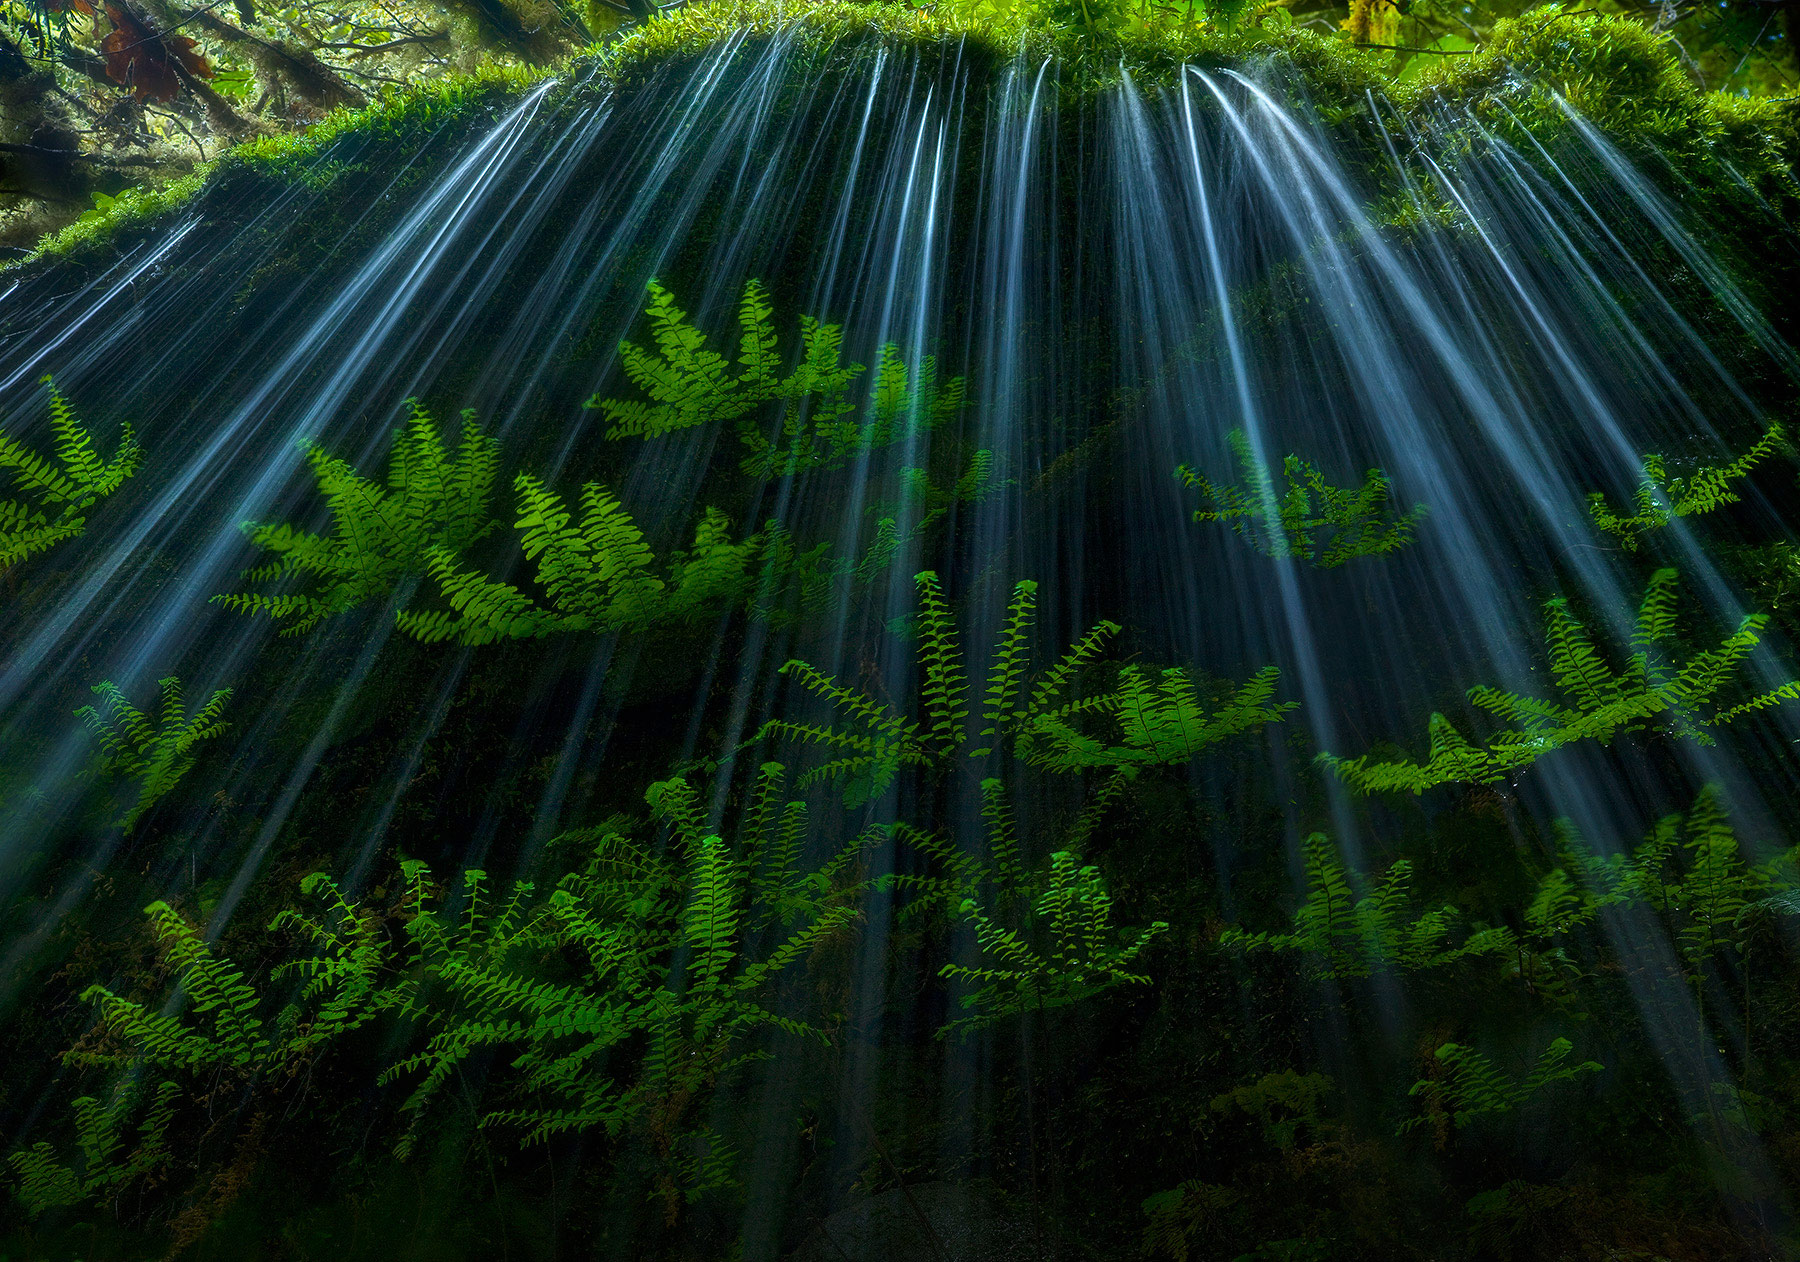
[1401,8,1798,201]
[12,62,552,271]
[8,1,1794,277]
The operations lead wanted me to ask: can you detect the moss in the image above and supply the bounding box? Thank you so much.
[1398,6,1799,199]
[23,171,214,266]
[10,1,1796,274]
[591,0,1391,100]
[13,61,551,270]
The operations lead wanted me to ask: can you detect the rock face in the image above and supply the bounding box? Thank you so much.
[787,1181,1055,1262]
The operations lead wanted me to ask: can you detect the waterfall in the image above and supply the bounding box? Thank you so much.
[0,12,1795,1257]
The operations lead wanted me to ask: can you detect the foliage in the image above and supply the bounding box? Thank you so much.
[75,900,275,1075]
[588,279,966,477]
[269,871,418,1054]
[382,764,872,1210]
[766,570,1294,806]
[1177,429,1424,568]
[17,762,870,1216]
[1319,569,1800,794]
[215,403,501,635]
[13,867,424,1214]
[1142,1179,1242,1262]
[395,479,758,645]
[1402,1037,1601,1134]
[0,377,140,570]
[1210,1070,1336,1152]
[216,383,996,647]
[1528,787,1797,971]
[1222,786,1799,1012]
[750,447,1006,627]
[1587,422,1786,551]
[1220,832,1507,979]
[1020,661,1298,774]
[7,1080,179,1218]
[940,848,1167,1037]
[395,458,1003,646]
[1218,786,1798,1019]
[76,675,233,834]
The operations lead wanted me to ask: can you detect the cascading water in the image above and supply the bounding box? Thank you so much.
[0,8,1796,1258]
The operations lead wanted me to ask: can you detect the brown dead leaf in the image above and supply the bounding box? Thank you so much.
[100,4,211,102]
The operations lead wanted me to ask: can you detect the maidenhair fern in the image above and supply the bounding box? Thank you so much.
[766,571,1294,806]
[25,762,866,1216]
[1402,1037,1601,1134]
[0,376,141,569]
[76,676,232,833]
[1019,663,1298,774]
[18,870,412,1214]
[1319,569,1800,794]
[1535,785,1796,970]
[1221,787,1796,998]
[269,871,415,1053]
[214,402,500,634]
[588,279,965,476]
[871,772,1167,1039]
[1177,430,1424,567]
[216,394,994,647]
[1588,421,1786,551]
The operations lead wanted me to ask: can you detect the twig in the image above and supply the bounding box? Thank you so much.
[1355,41,1474,54]
[322,31,449,56]
[847,1098,952,1262]
[0,141,163,165]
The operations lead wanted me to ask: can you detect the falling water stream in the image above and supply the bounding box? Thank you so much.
[1,13,1797,1259]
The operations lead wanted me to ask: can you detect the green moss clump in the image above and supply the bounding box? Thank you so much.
[15,61,552,270]
[11,2,1796,275]
[592,0,1392,99]
[1399,6,1799,203]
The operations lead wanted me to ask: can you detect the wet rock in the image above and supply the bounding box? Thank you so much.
[787,1181,1059,1262]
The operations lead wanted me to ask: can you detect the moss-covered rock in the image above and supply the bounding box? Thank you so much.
[21,0,1792,277]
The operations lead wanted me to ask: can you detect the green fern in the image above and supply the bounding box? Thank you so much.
[0,376,141,569]
[591,279,786,439]
[75,901,271,1074]
[1669,788,1745,965]
[766,571,1293,806]
[213,402,501,634]
[393,461,991,647]
[1403,1037,1601,1134]
[76,676,232,833]
[1020,664,1298,774]
[269,871,415,1053]
[383,763,872,1209]
[1219,833,1502,980]
[1177,430,1424,567]
[750,448,1002,628]
[1319,569,1800,794]
[7,1080,178,1216]
[1588,421,1785,551]
[588,279,965,477]
[940,849,1167,1037]
[217,393,987,647]
[1501,787,1790,993]
[18,873,413,1214]
[395,476,758,645]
